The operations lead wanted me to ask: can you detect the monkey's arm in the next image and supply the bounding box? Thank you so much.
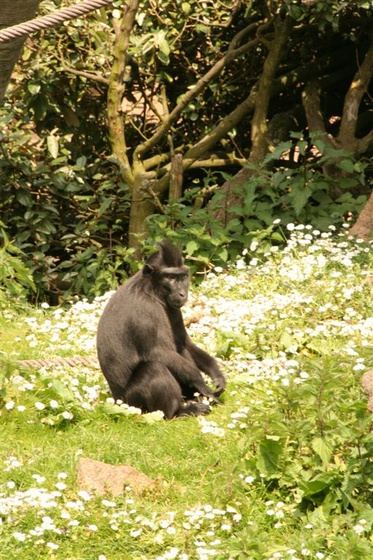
[147,342,219,403]
[185,338,226,396]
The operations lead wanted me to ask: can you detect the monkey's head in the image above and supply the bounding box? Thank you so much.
[143,241,190,308]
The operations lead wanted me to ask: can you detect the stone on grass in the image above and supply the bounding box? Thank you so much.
[77,457,154,496]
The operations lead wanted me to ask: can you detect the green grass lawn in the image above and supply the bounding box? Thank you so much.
[1,224,373,559]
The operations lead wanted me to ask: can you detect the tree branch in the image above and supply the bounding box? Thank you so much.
[107,0,140,185]
[183,45,353,168]
[185,156,248,169]
[250,16,292,163]
[169,154,183,201]
[302,81,339,148]
[212,14,293,224]
[132,20,265,162]
[338,31,373,150]
[60,64,109,85]
[146,52,355,197]
[184,90,257,162]
[357,127,373,154]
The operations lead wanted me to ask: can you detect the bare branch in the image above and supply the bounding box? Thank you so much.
[143,152,171,171]
[228,20,263,51]
[302,81,339,148]
[357,127,373,154]
[250,16,291,163]
[146,45,356,196]
[60,64,109,85]
[143,182,165,213]
[184,50,354,168]
[133,20,265,162]
[107,0,140,185]
[169,154,183,202]
[338,31,373,149]
[188,95,257,163]
[185,156,247,169]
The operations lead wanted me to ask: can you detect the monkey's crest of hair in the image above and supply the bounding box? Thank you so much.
[146,240,185,270]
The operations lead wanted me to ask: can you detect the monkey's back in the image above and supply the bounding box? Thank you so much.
[96,274,174,389]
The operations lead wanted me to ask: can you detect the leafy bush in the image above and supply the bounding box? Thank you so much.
[0,97,369,300]
[145,135,368,274]
[0,106,132,300]
[0,223,35,305]
[236,356,373,514]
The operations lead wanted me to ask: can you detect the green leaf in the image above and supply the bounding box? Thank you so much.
[100,402,130,416]
[297,140,308,156]
[181,2,191,15]
[157,31,170,64]
[98,197,113,217]
[46,379,75,403]
[243,183,258,212]
[186,240,199,256]
[218,247,228,262]
[338,159,354,173]
[279,331,296,350]
[311,437,332,465]
[299,472,336,497]
[158,31,169,53]
[306,340,333,356]
[271,232,285,243]
[27,84,41,95]
[256,437,283,477]
[76,156,87,168]
[288,4,305,20]
[47,135,59,159]
[288,185,313,215]
[142,410,165,423]
[100,402,141,417]
[16,191,33,207]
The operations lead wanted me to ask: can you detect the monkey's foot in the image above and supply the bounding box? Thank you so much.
[177,402,211,417]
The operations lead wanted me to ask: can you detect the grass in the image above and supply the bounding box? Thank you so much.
[0,223,373,560]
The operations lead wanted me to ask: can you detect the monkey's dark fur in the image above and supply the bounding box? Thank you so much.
[97,241,226,418]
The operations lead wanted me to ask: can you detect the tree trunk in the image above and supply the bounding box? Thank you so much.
[128,174,156,258]
[169,154,183,202]
[106,0,139,185]
[349,190,373,240]
[343,32,373,238]
[214,16,291,225]
[302,33,373,236]
[0,1,40,103]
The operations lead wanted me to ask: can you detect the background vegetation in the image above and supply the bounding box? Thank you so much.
[0,0,372,301]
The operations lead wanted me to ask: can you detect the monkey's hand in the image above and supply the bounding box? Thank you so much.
[201,387,221,405]
[212,374,226,397]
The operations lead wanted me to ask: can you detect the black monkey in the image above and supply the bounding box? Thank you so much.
[96,241,226,419]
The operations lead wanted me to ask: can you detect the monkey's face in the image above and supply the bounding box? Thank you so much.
[159,267,190,309]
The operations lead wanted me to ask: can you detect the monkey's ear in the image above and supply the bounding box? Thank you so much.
[143,264,154,276]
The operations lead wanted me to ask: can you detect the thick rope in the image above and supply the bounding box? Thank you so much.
[0,0,115,43]
[15,312,205,370]
[18,356,99,369]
